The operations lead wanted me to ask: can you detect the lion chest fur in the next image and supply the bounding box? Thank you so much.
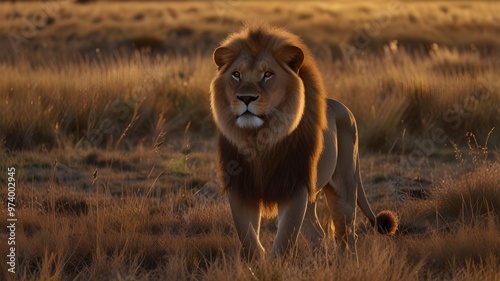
[217,121,321,209]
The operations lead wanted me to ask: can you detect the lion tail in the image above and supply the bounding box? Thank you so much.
[375,210,399,236]
[356,156,399,236]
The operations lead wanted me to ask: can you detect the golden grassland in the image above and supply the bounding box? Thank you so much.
[1,0,500,58]
[1,44,498,152]
[0,0,499,280]
[0,143,499,280]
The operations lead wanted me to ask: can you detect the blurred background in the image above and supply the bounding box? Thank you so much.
[0,2,499,280]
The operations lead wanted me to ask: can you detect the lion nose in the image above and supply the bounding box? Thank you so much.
[237,95,259,105]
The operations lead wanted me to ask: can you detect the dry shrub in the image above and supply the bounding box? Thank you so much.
[406,216,500,274]
[431,138,500,223]
[400,135,499,226]
[433,164,500,223]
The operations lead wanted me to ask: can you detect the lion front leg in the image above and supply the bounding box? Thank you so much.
[270,188,308,259]
[228,192,265,261]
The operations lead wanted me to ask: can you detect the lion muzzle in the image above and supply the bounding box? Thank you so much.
[237,94,259,105]
[235,95,264,128]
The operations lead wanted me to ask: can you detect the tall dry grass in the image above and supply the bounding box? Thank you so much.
[1,0,499,152]
[397,142,500,279]
[1,147,499,280]
[1,45,499,152]
[320,45,500,151]
[0,50,215,150]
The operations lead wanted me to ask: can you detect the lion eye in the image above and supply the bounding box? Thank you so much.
[232,71,241,81]
[264,71,274,81]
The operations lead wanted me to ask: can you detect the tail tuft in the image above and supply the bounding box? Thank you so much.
[376,210,399,235]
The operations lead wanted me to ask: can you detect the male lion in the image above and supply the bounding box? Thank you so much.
[210,22,398,260]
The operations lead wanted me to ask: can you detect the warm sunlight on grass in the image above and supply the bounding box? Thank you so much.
[0,0,499,280]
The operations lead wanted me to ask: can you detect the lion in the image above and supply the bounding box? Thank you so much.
[210,22,398,260]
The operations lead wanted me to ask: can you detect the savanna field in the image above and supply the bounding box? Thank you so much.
[0,0,499,280]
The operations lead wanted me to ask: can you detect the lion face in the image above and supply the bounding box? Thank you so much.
[210,45,306,149]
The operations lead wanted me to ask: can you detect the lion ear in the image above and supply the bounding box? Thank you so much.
[276,45,304,73]
[213,47,236,70]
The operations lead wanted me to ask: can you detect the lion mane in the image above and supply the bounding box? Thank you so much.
[210,22,326,211]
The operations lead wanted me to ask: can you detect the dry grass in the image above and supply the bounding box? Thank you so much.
[1,147,499,280]
[0,45,498,151]
[1,0,499,151]
[0,1,500,280]
[2,0,500,57]
[0,52,215,150]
